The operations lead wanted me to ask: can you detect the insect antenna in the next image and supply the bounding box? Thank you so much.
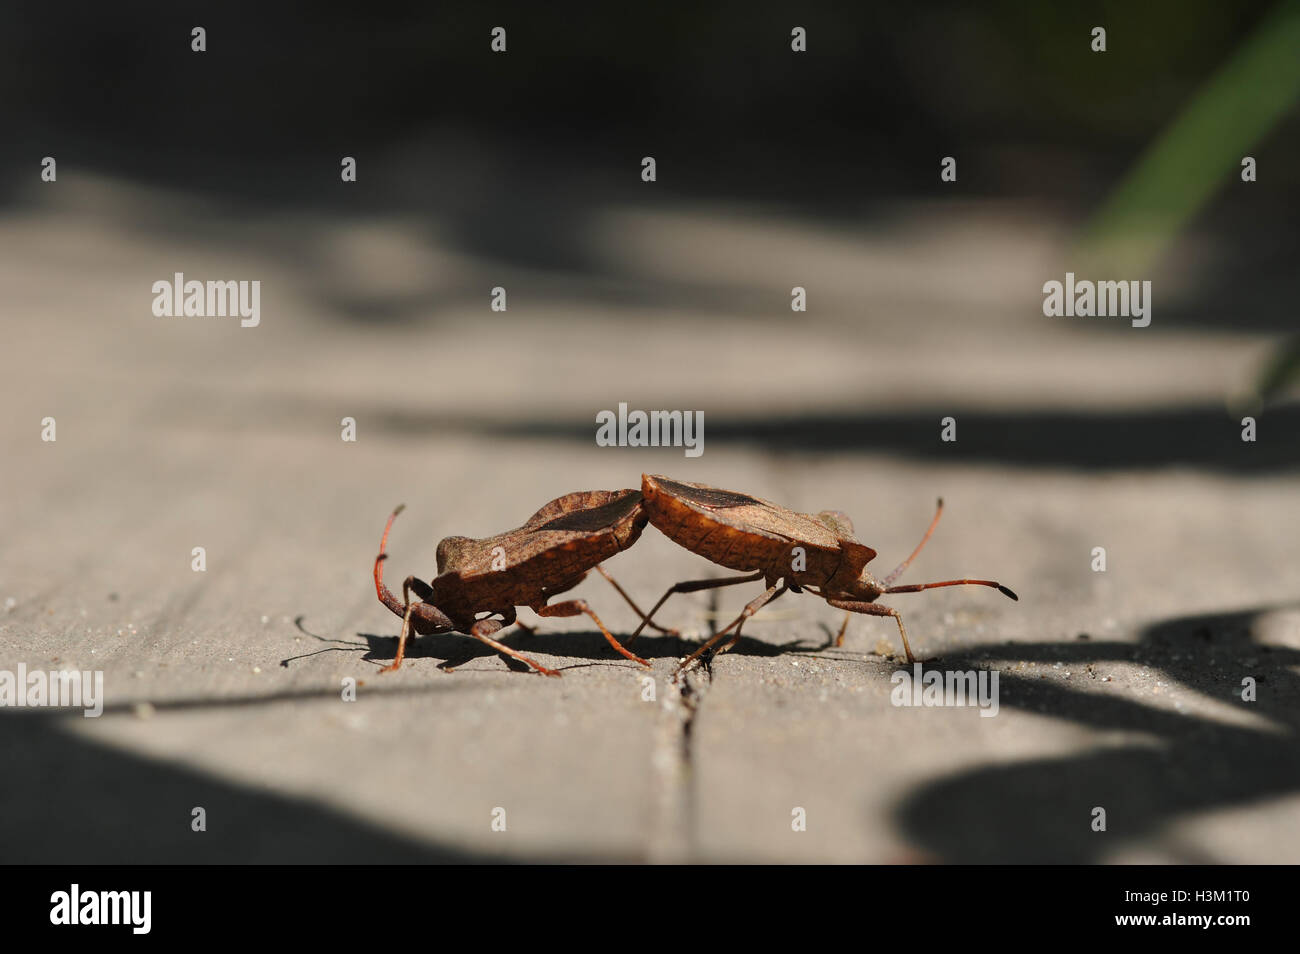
[881,498,944,586]
[885,578,1018,601]
[374,504,407,615]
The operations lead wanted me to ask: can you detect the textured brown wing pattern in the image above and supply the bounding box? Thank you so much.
[530,490,643,535]
[645,475,845,550]
[652,476,765,510]
[523,488,638,528]
[436,489,645,585]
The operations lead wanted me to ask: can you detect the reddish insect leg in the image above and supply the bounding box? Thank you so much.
[468,616,562,677]
[628,571,766,642]
[825,599,916,663]
[594,564,679,636]
[380,582,418,674]
[378,575,455,672]
[835,611,852,648]
[531,598,651,668]
[679,583,788,673]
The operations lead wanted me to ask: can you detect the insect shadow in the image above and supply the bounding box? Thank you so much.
[279,614,370,667]
[355,620,821,673]
[887,604,1300,863]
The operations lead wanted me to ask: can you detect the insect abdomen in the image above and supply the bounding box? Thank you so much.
[646,493,774,573]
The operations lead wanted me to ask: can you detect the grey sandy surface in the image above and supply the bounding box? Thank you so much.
[2,172,1298,863]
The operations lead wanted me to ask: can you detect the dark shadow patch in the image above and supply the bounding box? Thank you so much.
[891,605,1300,862]
[0,708,637,862]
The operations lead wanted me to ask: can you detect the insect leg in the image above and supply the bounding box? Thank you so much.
[717,584,791,654]
[824,599,916,663]
[379,577,454,673]
[405,577,436,603]
[679,583,788,673]
[835,611,852,648]
[594,564,680,636]
[490,606,544,639]
[531,598,651,668]
[380,576,421,673]
[469,616,562,677]
[628,571,765,642]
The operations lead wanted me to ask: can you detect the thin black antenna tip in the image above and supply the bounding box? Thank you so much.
[998,584,1018,601]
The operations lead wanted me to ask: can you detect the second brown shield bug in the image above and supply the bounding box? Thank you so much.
[631,474,1018,670]
[374,489,672,676]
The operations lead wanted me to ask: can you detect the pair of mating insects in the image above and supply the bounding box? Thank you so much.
[374,474,1018,677]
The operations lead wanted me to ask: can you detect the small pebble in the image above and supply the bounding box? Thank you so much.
[133,702,156,720]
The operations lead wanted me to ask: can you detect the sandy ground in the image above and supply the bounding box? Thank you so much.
[1,172,1298,862]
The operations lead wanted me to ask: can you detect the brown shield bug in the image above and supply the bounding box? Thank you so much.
[374,488,672,677]
[631,474,1018,670]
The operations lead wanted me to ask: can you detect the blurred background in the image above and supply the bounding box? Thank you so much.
[1,1,1298,863]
